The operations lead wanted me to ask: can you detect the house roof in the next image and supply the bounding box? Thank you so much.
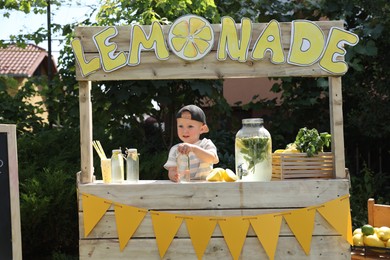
[0,44,57,77]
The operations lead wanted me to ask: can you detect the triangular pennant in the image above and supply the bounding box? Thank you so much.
[317,194,353,245]
[250,214,283,260]
[218,216,250,260]
[114,204,148,251]
[82,193,112,237]
[150,211,183,258]
[283,208,316,255]
[185,216,217,260]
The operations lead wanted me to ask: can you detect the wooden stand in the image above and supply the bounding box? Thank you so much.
[74,19,353,259]
[78,180,351,259]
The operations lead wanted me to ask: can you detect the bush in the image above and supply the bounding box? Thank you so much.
[19,168,78,258]
[17,127,80,258]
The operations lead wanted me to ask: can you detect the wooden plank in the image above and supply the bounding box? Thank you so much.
[79,81,94,183]
[79,236,351,260]
[78,180,350,210]
[74,21,345,81]
[74,21,343,53]
[79,209,339,239]
[0,125,22,260]
[368,198,390,227]
[329,77,346,178]
[75,52,335,80]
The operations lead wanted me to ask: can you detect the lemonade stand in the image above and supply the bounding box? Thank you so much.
[74,15,358,259]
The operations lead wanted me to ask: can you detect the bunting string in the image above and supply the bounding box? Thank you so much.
[81,192,351,260]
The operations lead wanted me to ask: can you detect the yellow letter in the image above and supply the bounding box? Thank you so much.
[217,16,252,62]
[128,21,169,66]
[71,38,100,77]
[93,27,127,72]
[251,20,285,64]
[288,20,325,66]
[320,27,359,74]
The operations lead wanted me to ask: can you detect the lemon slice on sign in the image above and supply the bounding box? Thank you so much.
[168,14,214,61]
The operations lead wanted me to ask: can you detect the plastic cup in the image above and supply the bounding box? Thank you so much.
[101,159,112,183]
[178,169,190,182]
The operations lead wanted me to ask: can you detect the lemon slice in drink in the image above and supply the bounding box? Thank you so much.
[168,14,214,61]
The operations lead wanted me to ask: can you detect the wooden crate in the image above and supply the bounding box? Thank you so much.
[351,246,390,259]
[78,179,351,260]
[272,152,333,180]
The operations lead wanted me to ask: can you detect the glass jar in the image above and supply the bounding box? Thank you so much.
[235,118,272,181]
[177,153,190,182]
[111,149,124,183]
[126,148,139,182]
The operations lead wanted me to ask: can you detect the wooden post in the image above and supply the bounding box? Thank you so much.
[329,76,346,178]
[367,198,374,226]
[79,81,93,183]
[0,124,22,260]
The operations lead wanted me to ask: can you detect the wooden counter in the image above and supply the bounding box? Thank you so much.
[78,179,351,259]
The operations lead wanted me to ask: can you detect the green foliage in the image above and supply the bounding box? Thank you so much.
[350,163,390,228]
[293,127,331,157]
[209,128,236,170]
[96,0,221,25]
[19,167,78,258]
[16,126,80,258]
[0,76,46,132]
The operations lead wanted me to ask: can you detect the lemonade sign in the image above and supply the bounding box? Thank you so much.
[72,14,359,77]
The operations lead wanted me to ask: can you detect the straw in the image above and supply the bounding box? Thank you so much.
[97,141,107,159]
[92,140,107,160]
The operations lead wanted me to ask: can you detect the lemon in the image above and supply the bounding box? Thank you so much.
[353,233,364,246]
[386,239,390,248]
[168,15,214,61]
[282,148,299,153]
[353,228,362,235]
[206,168,224,181]
[363,234,385,247]
[222,169,238,182]
[361,224,375,236]
[235,138,246,150]
[286,143,297,150]
[378,226,390,241]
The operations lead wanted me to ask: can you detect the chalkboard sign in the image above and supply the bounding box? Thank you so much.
[0,125,22,260]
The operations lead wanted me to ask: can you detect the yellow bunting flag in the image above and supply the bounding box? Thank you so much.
[283,208,316,255]
[185,216,218,260]
[82,193,112,237]
[114,204,148,251]
[317,194,353,245]
[150,211,184,258]
[218,216,250,260]
[250,214,283,260]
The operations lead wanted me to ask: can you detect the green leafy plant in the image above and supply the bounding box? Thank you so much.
[293,127,331,157]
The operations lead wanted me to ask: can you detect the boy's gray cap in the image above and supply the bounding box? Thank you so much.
[176,105,209,132]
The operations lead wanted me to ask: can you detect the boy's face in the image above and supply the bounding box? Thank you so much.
[177,111,207,144]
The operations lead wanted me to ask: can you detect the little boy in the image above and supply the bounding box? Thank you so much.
[164,105,219,182]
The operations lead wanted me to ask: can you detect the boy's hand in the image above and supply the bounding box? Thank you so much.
[177,143,193,154]
[168,167,180,182]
